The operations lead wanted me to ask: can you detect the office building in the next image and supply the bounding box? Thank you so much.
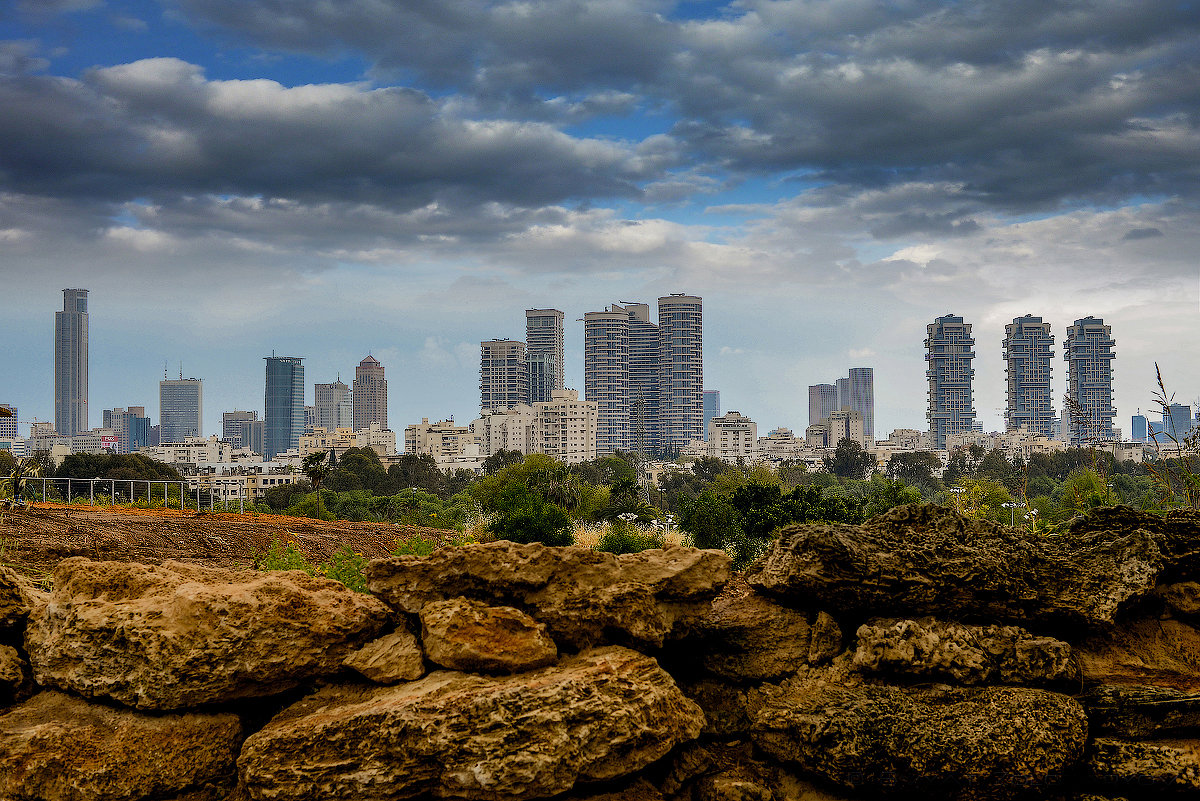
[835,377,849,411]
[102,407,150,454]
[1003,315,1056,436]
[1131,414,1148,443]
[525,309,565,403]
[0,405,17,439]
[352,356,387,432]
[314,379,353,433]
[926,314,976,449]
[808,384,837,428]
[54,288,89,435]
[222,410,261,452]
[1164,403,1193,439]
[159,377,203,443]
[264,356,305,460]
[480,339,529,413]
[827,407,867,448]
[703,390,721,440]
[846,367,875,440]
[583,295,703,456]
[1064,317,1116,444]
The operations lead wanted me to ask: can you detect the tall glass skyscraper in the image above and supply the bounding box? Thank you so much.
[314,380,352,432]
[352,355,387,431]
[1064,317,1116,444]
[1003,315,1055,436]
[846,367,875,440]
[159,377,203,443]
[703,389,721,440]
[808,384,838,427]
[525,309,564,404]
[926,314,976,449]
[264,356,305,459]
[54,288,89,435]
[479,340,529,413]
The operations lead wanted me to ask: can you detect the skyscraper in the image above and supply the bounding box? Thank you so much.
[264,356,304,459]
[1003,315,1055,436]
[352,356,387,432]
[1063,317,1116,444]
[480,340,529,413]
[926,314,976,449]
[159,377,203,443]
[703,389,721,441]
[1131,413,1148,443]
[102,407,150,454]
[1164,403,1192,439]
[846,367,875,440]
[808,384,837,427]
[525,309,565,404]
[222,410,258,448]
[54,288,89,435]
[582,294,703,455]
[314,379,352,432]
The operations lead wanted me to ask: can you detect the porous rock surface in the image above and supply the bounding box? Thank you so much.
[237,646,704,800]
[752,680,1088,800]
[749,504,1167,626]
[366,541,731,649]
[1080,684,1200,738]
[26,558,391,709]
[853,617,1078,686]
[0,565,43,633]
[1087,737,1200,791]
[0,690,242,801]
[420,596,557,673]
[1075,616,1200,688]
[342,628,426,684]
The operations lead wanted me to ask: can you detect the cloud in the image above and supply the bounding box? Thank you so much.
[1122,227,1164,240]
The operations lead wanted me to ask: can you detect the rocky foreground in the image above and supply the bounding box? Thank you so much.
[2,504,1199,800]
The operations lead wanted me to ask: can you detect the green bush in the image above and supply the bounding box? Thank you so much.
[595,521,665,554]
[258,536,319,574]
[322,546,369,593]
[486,483,572,545]
[392,533,438,557]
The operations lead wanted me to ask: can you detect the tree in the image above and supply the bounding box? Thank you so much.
[679,490,743,551]
[885,451,943,491]
[977,449,1021,493]
[824,438,874,480]
[483,449,524,475]
[387,453,445,496]
[301,450,331,519]
[486,483,572,545]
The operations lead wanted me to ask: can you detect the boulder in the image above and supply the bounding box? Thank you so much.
[1065,506,1200,580]
[238,646,704,801]
[749,504,1166,627]
[1087,737,1200,791]
[1080,684,1200,738]
[1075,617,1200,689]
[0,565,43,633]
[366,542,731,649]
[561,779,665,801]
[0,645,30,706]
[26,558,391,709]
[342,628,426,684]
[679,679,770,737]
[853,617,1078,686]
[420,597,557,673]
[0,690,241,801]
[1156,581,1200,618]
[752,681,1088,800]
[683,576,842,682]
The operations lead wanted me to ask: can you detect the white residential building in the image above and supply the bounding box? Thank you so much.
[405,418,476,458]
[471,389,599,464]
[708,411,758,463]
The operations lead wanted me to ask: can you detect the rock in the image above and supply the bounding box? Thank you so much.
[366,542,731,649]
[748,504,1167,628]
[1067,506,1200,580]
[561,778,665,801]
[696,776,774,801]
[853,617,1078,686]
[238,646,705,800]
[420,597,557,673]
[0,645,30,706]
[1156,581,1200,618]
[752,681,1088,800]
[1087,737,1200,791]
[1075,617,1200,689]
[679,679,766,737]
[683,576,842,682]
[1080,684,1200,738]
[0,690,241,801]
[26,558,391,709]
[342,628,426,684]
[0,565,43,633]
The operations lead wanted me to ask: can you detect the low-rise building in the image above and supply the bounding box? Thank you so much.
[708,411,758,464]
[405,418,476,458]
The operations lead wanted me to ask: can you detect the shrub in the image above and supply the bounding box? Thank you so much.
[594,520,665,554]
[392,533,437,557]
[258,536,318,575]
[322,546,369,593]
[486,483,573,546]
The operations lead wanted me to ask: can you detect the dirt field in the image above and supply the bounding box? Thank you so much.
[0,503,460,581]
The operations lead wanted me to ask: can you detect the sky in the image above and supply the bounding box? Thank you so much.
[1,0,1198,442]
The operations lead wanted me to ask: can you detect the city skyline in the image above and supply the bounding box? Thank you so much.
[1,2,1197,448]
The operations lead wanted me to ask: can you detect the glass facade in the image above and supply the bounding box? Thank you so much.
[264,356,305,459]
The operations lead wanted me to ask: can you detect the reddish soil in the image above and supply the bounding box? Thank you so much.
[0,503,459,580]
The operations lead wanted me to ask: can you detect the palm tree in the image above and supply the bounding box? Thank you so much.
[301,451,331,520]
[1,457,42,512]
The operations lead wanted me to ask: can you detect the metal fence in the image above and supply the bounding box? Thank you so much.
[2,477,247,513]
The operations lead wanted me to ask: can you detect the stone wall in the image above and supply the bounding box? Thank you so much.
[2,504,1198,800]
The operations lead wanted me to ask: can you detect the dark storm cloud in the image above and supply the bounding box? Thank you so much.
[1122,226,1164,240]
[164,0,1200,212]
[0,57,665,209]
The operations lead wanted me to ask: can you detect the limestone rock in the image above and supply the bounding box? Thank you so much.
[1087,737,1200,791]
[683,576,842,682]
[0,566,43,633]
[0,645,30,706]
[26,558,391,709]
[366,542,730,649]
[421,597,557,673]
[1156,581,1200,618]
[752,681,1088,800]
[561,779,665,801]
[749,504,1166,627]
[342,628,426,684]
[1075,616,1200,688]
[853,617,1078,686]
[0,690,241,801]
[679,679,768,737]
[238,646,705,800]
[1080,684,1200,738]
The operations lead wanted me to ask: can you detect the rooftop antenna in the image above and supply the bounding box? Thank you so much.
[163,361,168,380]
[179,362,183,380]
